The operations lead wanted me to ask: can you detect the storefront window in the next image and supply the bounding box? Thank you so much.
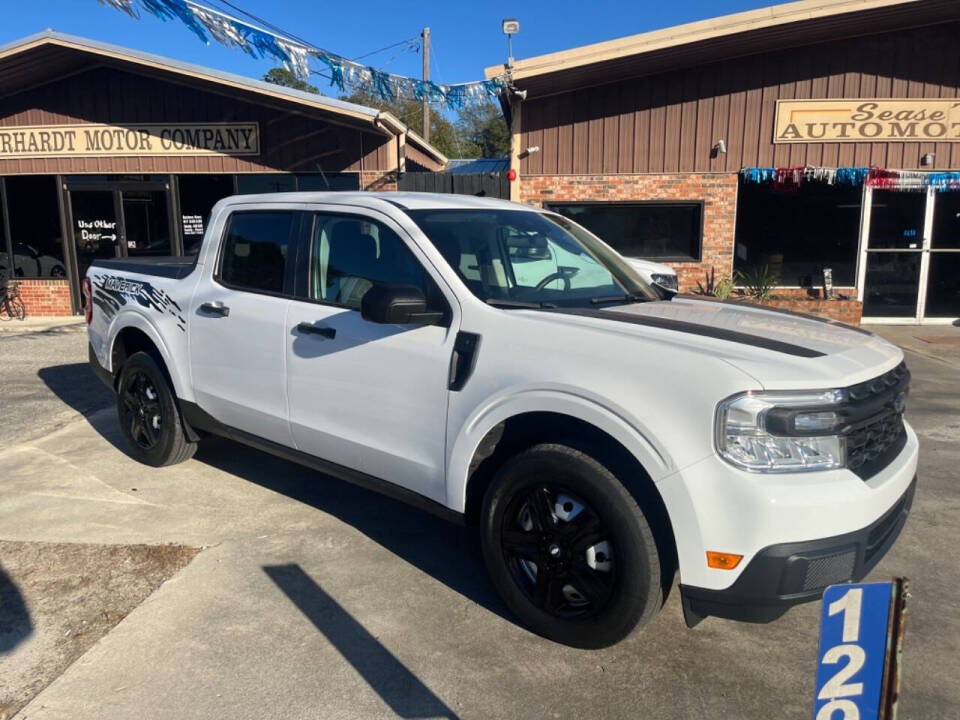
[4,176,66,279]
[236,174,295,195]
[735,183,861,287]
[296,173,360,191]
[546,202,702,261]
[178,175,236,254]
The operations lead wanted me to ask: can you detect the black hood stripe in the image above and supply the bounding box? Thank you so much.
[548,307,826,358]
[674,294,874,337]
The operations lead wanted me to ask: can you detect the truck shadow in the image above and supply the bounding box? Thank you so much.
[0,564,33,655]
[36,363,516,628]
[193,434,515,626]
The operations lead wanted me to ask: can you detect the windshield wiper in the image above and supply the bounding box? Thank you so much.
[486,298,556,309]
[589,293,648,305]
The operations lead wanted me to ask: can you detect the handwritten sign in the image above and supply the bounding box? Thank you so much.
[775,100,960,143]
[0,123,260,158]
[76,219,118,251]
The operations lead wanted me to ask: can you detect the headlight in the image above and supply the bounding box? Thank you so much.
[715,390,847,473]
[650,273,678,291]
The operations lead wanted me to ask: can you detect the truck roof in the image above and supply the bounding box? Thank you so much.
[216,191,532,212]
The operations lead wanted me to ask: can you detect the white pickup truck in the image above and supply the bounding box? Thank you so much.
[86,192,917,648]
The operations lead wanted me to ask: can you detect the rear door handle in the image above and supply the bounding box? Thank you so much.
[200,301,230,317]
[297,321,336,339]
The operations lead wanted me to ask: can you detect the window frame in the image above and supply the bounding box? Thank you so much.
[213,208,302,299]
[290,207,453,327]
[543,200,705,263]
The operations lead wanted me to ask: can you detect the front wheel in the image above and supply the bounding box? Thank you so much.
[481,443,662,648]
[117,352,197,467]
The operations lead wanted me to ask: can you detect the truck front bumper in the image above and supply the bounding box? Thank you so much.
[679,475,915,626]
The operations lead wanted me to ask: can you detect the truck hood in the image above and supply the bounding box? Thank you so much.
[539,296,903,389]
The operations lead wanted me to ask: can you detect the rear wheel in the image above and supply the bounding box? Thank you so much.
[117,352,196,467]
[481,443,662,648]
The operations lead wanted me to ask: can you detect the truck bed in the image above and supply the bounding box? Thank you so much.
[91,256,197,280]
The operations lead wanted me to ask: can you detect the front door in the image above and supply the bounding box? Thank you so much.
[860,187,960,323]
[285,208,457,503]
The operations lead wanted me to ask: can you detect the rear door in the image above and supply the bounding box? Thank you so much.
[189,209,299,446]
[284,207,459,503]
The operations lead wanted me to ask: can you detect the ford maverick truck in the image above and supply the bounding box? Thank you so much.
[86,192,917,648]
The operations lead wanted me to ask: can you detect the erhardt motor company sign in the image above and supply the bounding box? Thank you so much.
[775,100,960,143]
[0,122,260,158]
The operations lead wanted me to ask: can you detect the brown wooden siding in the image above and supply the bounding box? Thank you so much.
[521,22,960,175]
[0,66,393,175]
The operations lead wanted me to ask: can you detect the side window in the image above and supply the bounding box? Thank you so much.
[308,213,440,311]
[219,212,294,294]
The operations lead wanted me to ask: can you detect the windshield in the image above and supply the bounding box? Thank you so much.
[406,209,656,307]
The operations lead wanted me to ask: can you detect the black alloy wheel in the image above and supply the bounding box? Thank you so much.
[501,485,616,618]
[120,370,163,451]
[115,351,197,467]
[481,443,663,648]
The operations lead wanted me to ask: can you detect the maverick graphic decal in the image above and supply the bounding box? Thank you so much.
[92,274,187,332]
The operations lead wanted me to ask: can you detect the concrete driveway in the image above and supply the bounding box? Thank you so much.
[0,323,958,719]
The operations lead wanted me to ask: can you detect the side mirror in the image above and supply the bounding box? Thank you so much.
[361,284,444,325]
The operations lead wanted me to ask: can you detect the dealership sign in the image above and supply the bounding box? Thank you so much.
[775,100,960,143]
[0,123,260,158]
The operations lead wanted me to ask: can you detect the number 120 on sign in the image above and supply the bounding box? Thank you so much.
[813,582,897,720]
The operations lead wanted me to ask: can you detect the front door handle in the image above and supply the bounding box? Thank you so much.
[297,321,336,339]
[200,301,230,317]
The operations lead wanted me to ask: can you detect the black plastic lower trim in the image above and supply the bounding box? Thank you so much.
[88,342,115,390]
[680,475,916,627]
[179,401,465,526]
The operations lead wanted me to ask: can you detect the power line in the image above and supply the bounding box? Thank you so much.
[207,0,418,68]
[351,36,420,62]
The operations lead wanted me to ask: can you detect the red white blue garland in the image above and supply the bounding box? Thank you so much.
[96,0,505,108]
[740,166,960,192]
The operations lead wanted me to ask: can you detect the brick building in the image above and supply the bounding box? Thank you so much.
[0,31,446,316]
[487,0,960,325]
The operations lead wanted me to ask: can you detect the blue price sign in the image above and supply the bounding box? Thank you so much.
[813,582,896,720]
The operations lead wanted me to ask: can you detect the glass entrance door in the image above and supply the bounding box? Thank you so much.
[925,192,960,318]
[121,190,172,256]
[861,188,960,322]
[860,189,930,321]
[70,190,121,283]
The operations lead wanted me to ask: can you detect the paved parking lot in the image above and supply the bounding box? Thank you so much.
[0,322,958,719]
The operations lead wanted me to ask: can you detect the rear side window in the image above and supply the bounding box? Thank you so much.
[219,212,294,294]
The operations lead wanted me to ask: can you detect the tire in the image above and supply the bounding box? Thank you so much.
[481,443,662,648]
[116,351,197,467]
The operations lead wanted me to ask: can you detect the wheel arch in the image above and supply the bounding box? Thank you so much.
[451,400,678,590]
[109,317,184,398]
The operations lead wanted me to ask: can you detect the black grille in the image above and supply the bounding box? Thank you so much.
[841,362,910,480]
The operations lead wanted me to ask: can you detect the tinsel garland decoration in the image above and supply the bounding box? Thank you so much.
[96,0,504,108]
[737,166,960,192]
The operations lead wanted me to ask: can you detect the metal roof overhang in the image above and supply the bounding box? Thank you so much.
[485,0,960,97]
[0,31,386,137]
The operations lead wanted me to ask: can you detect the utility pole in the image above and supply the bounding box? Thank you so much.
[421,27,430,142]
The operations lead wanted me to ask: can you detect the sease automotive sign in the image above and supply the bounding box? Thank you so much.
[0,122,260,158]
[775,100,960,143]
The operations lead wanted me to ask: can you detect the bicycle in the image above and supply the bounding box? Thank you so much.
[0,271,26,321]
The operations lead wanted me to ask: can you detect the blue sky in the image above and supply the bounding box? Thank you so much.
[3,1,777,92]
